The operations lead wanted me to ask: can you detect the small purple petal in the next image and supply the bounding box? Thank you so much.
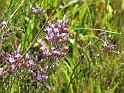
[37,39,44,45]
[25,53,30,60]
[28,70,34,75]
[40,45,46,51]
[9,57,15,63]
[29,60,34,66]
[37,74,42,81]
[50,46,55,51]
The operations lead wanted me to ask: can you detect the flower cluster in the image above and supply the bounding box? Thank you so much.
[94,27,119,57]
[0,15,70,91]
[0,20,8,28]
[95,27,119,58]
[30,6,41,14]
[101,27,119,54]
[0,49,50,90]
[37,16,70,58]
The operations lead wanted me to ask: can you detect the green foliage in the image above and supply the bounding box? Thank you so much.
[0,0,124,93]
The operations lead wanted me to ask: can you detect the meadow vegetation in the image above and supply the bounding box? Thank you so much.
[0,0,124,93]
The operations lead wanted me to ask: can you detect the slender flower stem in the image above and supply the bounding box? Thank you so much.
[15,0,63,67]
[74,27,122,34]
[9,0,25,20]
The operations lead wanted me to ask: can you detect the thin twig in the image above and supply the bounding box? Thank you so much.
[9,0,25,20]
[74,27,122,34]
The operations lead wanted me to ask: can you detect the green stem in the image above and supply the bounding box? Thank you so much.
[9,0,25,20]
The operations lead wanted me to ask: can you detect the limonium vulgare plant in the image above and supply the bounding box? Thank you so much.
[0,11,70,91]
[95,27,119,58]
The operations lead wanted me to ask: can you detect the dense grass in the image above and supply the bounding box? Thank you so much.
[0,0,124,93]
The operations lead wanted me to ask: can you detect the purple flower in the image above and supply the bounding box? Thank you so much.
[25,53,30,60]
[50,24,55,30]
[40,59,46,63]
[42,51,48,57]
[37,39,44,45]
[6,31,11,36]
[57,51,66,57]
[8,64,15,73]
[59,33,66,38]
[50,46,55,51]
[45,35,52,42]
[53,28,59,35]
[37,74,42,81]
[11,64,15,70]
[29,60,34,66]
[0,21,7,28]
[31,6,41,14]
[9,57,15,63]
[28,70,34,75]
[40,45,47,52]
[63,28,68,33]
[44,28,52,34]
[17,63,22,68]
[103,27,106,36]
[0,68,4,76]
[44,83,50,91]
[0,16,70,91]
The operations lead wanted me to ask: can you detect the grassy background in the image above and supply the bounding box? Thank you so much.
[0,0,124,93]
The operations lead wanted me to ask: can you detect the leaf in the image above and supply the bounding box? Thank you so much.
[96,77,101,93]
[107,82,119,93]
[122,0,124,10]
[65,56,74,69]
[90,79,94,93]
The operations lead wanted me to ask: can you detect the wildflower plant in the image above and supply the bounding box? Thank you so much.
[1,0,123,92]
[101,27,119,54]
[0,12,70,91]
[94,27,119,58]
